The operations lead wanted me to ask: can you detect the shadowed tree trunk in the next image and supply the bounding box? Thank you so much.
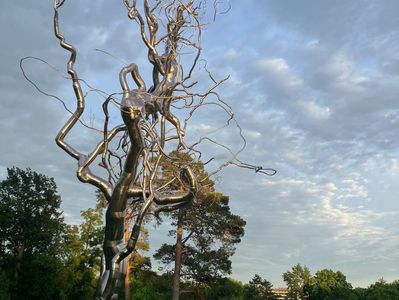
[172,208,184,300]
[13,243,24,297]
[124,218,131,300]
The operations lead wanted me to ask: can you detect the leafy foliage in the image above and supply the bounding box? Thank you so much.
[283,263,312,300]
[130,271,173,300]
[306,269,353,300]
[0,167,64,257]
[364,279,399,300]
[61,199,106,299]
[0,167,67,299]
[194,277,245,300]
[0,168,104,299]
[0,271,10,300]
[283,264,399,300]
[16,253,69,299]
[244,274,276,300]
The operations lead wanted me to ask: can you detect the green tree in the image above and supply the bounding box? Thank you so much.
[77,194,105,269]
[62,198,105,299]
[0,167,67,299]
[283,263,312,300]
[17,253,69,299]
[199,277,245,300]
[0,167,65,255]
[0,271,10,300]
[307,269,353,300]
[352,287,367,299]
[365,279,399,300]
[153,152,246,299]
[130,271,173,300]
[244,274,275,300]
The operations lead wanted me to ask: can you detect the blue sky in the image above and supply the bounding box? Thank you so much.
[1,0,399,288]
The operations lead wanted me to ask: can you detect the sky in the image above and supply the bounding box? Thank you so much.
[1,0,399,288]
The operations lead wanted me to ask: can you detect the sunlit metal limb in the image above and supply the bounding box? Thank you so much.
[48,1,277,300]
[54,1,115,201]
[77,125,127,202]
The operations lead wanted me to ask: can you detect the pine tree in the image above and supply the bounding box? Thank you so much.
[154,152,246,299]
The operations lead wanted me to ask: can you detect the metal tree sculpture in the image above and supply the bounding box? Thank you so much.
[26,0,278,299]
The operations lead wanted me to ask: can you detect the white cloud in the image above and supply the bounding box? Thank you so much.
[300,100,331,119]
[256,57,303,91]
[341,179,368,198]
[389,158,399,173]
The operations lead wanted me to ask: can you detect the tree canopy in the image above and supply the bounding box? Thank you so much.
[306,268,353,300]
[363,279,399,300]
[0,167,68,299]
[0,168,107,299]
[283,263,312,300]
[244,274,276,300]
[0,167,64,257]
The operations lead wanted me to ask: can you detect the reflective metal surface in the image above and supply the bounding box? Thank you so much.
[53,1,197,299]
[51,1,275,299]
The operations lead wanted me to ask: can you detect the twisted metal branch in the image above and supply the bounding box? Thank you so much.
[19,1,278,299]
